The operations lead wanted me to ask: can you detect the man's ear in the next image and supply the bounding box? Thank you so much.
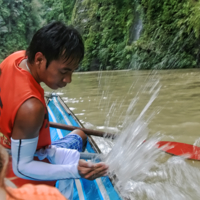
[34,52,46,68]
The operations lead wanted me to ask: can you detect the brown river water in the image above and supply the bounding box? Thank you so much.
[43,69,200,199]
[43,69,200,144]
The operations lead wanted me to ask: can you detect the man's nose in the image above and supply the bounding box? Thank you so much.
[63,74,72,83]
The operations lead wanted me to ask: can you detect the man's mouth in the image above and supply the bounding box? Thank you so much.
[58,83,67,88]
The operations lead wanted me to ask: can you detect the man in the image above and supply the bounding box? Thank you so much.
[0,21,108,200]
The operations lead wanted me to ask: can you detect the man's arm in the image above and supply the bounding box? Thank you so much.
[11,98,81,180]
[12,97,44,140]
[11,97,108,181]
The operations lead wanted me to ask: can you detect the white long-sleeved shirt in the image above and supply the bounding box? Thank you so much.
[11,136,81,181]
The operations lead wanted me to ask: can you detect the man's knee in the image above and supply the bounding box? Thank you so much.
[70,129,87,144]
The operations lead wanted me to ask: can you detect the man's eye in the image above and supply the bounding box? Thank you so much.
[61,71,67,74]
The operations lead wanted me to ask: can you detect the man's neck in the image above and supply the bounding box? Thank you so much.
[19,59,41,84]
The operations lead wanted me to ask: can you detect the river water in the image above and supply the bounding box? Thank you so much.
[43,69,200,199]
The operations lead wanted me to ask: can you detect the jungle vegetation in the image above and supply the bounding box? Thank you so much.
[0,0,200,70]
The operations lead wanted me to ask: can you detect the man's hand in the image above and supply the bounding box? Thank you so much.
[78,159,109,180]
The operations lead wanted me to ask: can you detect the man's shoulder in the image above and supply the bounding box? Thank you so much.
[11,50,26,57]
[0,50,26,66]
[12,98,46,139]
[16,98,45,127]
[21,98,45,116]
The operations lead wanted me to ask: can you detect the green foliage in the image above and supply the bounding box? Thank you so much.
[187,1,200,38]
[72,0,200,70]
[0,0,74,61]
[0,0,78,61]
[132,0,200,69]
[42,0,76,24]
[1,0,200,70]
[62,0,76,24]
[72,0,135,71]
[0,0,44,60]
[43,0,66,23]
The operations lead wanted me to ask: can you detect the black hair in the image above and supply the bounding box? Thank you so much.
[26,21,84,68]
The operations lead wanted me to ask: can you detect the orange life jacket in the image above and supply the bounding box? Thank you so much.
[6,184,66,200]
[0,50,51,150]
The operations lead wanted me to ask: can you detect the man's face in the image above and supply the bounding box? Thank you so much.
[42,58,78,90]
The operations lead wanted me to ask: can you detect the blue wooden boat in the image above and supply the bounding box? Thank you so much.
[47,94,122,200]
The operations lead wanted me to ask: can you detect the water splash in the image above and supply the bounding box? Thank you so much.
[102,80,162,199]
[126,156,200,200]
[98,77,200,200]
